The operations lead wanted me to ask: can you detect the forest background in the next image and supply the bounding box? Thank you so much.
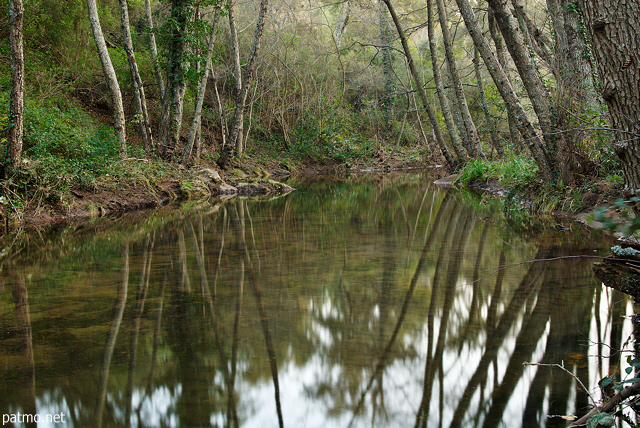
[1,0,639,230]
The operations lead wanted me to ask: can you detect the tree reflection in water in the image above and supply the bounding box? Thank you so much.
[0,174,624,427]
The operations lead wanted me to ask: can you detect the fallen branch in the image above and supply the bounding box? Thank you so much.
[570,381,640,426]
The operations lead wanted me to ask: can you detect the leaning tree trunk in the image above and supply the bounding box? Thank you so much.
[144,0,165,103]
[453,0,553,181]
[333,0,351,46]
[427,0,467,163]
[381,0,457,167]
[435,0,483,158]
[218,0,270,168]
[486,0,573,183]
[474,46,503,157]
[87,0,127,158]
[379,0,395,128]
[119,0,154,152]
[8,0,24,171]
[579,0,640,196]
[488,6,520,149]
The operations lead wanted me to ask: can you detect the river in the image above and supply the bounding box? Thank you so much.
[0,172,630,427]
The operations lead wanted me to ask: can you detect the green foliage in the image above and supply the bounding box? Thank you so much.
[591,197,640,237]
[587,413,615,428]
[291,103,371,163]
[456,155,539,187]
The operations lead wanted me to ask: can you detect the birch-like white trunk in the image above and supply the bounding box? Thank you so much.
[87,0,127,157]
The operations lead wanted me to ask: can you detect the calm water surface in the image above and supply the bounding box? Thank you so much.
[0,173,629,427]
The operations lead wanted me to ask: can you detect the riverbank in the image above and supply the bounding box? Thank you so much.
[1,149,442,234]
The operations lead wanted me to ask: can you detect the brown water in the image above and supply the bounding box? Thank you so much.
[0,173,630,427]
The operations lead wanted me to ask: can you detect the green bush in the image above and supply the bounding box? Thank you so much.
[292,105,371,162]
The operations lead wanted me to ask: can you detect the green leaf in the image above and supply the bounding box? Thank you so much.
[626,366,633,374]
[599,377,613,388]
[587,413,615,428]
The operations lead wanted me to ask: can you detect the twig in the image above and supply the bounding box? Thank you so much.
[523,360,600,412]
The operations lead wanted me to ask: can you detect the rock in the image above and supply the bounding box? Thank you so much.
[197,168,223,183]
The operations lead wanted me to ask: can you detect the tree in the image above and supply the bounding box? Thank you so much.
[157,0,189,158]
[218,0,270,168]
[119,0,154,152]
[453,0,554,180]
[579,0,640,198]
[87,0,127,158]
[183,5,223,164]
[7,0,24,171]
[434,0,483,158]
[381,0,457,167]
[426,0,467,163]
[144,0,165,102]
[486,0,575,183]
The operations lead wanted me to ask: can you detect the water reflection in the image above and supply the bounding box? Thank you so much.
[0,173,626,427]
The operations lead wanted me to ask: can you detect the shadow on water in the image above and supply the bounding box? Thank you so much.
[0,172,626,427]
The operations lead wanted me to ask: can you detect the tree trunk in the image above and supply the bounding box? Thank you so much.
[157,0,189,158]
[8,0,24,171]
[579,0,640,197]
[87,0,127,158]
[119,0,154,152]
[474,46,503,157]
[218,0,270,168]
[144,0,165,103]
[381,0,457,167]
[435,0,483,158]
[333,0,351,46]
[453,0,553,181]
[427,0,467,163]
[226,4,244,158]
[560,2,598,111]
[486,0,572,183]
[183,6,222,164]
[488,7,520,148]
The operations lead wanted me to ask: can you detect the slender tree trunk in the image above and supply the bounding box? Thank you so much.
[119,0,154,152]
[579,0,640,198]
[158,0,188,157]
[87,0,127,158]
[333,0,351,46]
[381,0,457,167]
[488,7,520,148]
[486,0,572,182]
[144,0,165,102]
[226,5,244,158]
[435,0,483,158]
[474,47,503,156]
[218,0,270,168]
[453,0,553,180]
[427,0,467,163]
[8,0,24,170]
[512,0,553,69]
[183,6,221,164]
